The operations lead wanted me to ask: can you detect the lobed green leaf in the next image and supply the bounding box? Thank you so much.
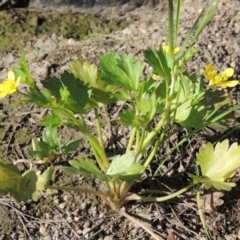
[0,161,44,202]
[99,51,143,91]
[65,158,109,181]
[13,54,34,86]
[106,154,144,182]
[189,140,240,191]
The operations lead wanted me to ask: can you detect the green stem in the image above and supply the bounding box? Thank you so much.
[136,128,140,147]
[94,108,104,149]
[88,136,110,171]
[141,114,166,150]
[126,127,137,153]
[135,127,146,157]
[143,120,170,168]
[196,184,211,239]
[58,107,109,171]
[105,181,112,199]
[103,106,112,140]
[80,114,88,128]
[175,0,182,46]
[168,0,174,51]
[126,182,196,202]
[169,73,176,96]
[120,181,133,201]
[142,76,171,151]
[114,179,122,199]
[89,141,102,167]
[57,108,89,134]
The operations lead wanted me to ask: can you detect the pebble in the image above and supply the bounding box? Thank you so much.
[39,225,47,235]
[63,195,69,201]
[45,212,53,219]
[80,202,87,210]
[82,228,93,239]
[83,221,91,228]
[58,202,66,209]
[74,216,80,221]
[104,237,114,240]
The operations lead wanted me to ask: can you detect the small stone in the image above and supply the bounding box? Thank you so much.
[53,198,60,205]
[67,38,76,46]
[63,195,69,201]
[83,221,91,228]
[230,62,236,68]
[82,228,93,239]
[80,202,87,210]
[36,209,41,217]
[18,233,25,238]
[11,233,16,238]
[74,216,80,221]
[72,210,79,216]
[21,205,26,211]
[104,237,114,240]
[63,228,70,235]
[99,212,105,218]
[45,213,53,219]
[122,27,131,35]
[58,202,66,209]
[207,44,212,49]
[39,225,47,235]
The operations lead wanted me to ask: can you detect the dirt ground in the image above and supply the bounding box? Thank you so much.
[0,0,240,239]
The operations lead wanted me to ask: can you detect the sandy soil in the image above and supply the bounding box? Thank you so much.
[0,0,240,239]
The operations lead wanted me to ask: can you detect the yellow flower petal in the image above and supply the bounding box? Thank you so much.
[203,64,238,88]
[219,80,239,88]
[0,85,8,98]
[16,76,21,86]
[7,71,15,81]
[173,47,180,54]
[162,45,170,53]
[152,74,160,81]
[222,68,234,77]
[0,93,7,98]
[0,71,21,98]
[162,45,179,55]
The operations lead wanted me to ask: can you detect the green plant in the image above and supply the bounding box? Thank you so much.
[0,0,240,239]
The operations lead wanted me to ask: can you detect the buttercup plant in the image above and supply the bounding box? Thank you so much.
[1,0,240,239]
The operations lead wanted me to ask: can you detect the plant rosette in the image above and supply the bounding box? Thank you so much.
[0,0,240,239]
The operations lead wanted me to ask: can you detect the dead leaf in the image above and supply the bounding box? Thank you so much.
[201,191,224,213]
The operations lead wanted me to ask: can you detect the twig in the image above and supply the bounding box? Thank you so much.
[0,0,10,7]
[116,208,163,240]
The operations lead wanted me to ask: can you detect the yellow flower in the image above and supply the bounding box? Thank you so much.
[152,74,161,81]
[0,71,20,98]
[162,45,180,55]
[203,64,238,88]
